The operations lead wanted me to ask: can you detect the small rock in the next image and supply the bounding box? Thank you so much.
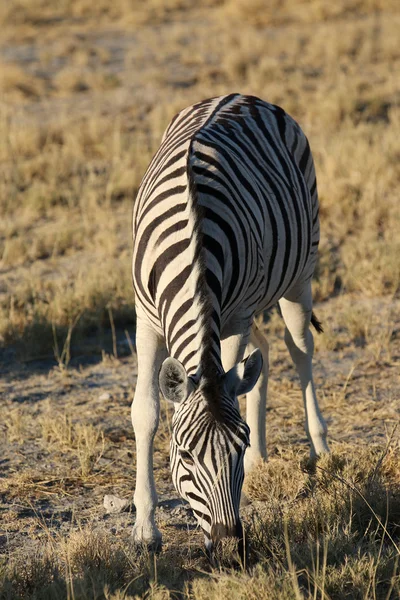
[99,392,111,401]
[103,494,131,514]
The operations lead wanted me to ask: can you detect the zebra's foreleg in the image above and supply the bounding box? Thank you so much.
[221,326,251,410]
[221,322,267,473]
[131,317,166,550]
[244,323,269,473]
[279,286,329,458]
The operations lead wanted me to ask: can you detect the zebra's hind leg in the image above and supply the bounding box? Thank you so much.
[244,322,269,474]
[279,284,329,458]
[131,316,166,550]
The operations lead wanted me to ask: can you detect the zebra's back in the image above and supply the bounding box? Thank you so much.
[133,94,319,373]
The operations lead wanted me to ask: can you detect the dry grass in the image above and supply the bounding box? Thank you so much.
[40,411,106,477]
[1,2,399,360]
[0,105,159,358]
[0,528,152,599]
[0,61,45,100]
[1,442,399,598]
[1,0,400,598]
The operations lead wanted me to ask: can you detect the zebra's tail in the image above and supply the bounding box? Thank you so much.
[311,312,323,334]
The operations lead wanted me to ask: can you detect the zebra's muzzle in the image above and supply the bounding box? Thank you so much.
[207,521,246,566]
[210,521,243,543]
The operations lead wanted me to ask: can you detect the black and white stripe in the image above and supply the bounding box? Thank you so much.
[133,94,318,374]
[131,93,326,550]
[170,388,249,535]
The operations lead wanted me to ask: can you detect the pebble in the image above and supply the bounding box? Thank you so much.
[99,392,111,401]
[103,494,131,514]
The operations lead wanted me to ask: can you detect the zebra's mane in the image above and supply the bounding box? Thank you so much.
[187,155,224,420]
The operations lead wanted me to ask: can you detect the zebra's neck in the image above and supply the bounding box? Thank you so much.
[164,172,223,381]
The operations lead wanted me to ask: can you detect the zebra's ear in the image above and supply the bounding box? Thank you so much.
[225,349,263,397]
[159,357,192,404]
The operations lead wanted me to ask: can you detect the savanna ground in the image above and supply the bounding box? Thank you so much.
[1,0,400,598]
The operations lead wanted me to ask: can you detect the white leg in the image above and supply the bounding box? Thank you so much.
[221,321,251,411]
[221,323,250,372]
[279,285,329,458]
[131,315,166,548]
[244,323,269,473]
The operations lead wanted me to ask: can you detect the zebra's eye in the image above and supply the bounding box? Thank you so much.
[179,450,194,465]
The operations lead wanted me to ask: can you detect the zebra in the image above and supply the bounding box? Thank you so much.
[131,93,329,553]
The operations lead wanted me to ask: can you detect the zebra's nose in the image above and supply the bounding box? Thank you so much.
[210,521,243,543]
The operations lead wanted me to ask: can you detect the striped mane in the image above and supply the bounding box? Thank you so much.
[186,156,224,418]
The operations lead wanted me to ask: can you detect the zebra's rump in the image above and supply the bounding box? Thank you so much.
[132,94,319,366]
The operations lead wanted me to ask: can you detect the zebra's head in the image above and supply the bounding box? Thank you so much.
[159,349,262,554]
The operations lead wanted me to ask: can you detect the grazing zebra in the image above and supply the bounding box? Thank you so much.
[131,93,329,552]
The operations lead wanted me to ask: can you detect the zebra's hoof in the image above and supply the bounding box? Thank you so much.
[206,537,248,570]
[132,524,162,553]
